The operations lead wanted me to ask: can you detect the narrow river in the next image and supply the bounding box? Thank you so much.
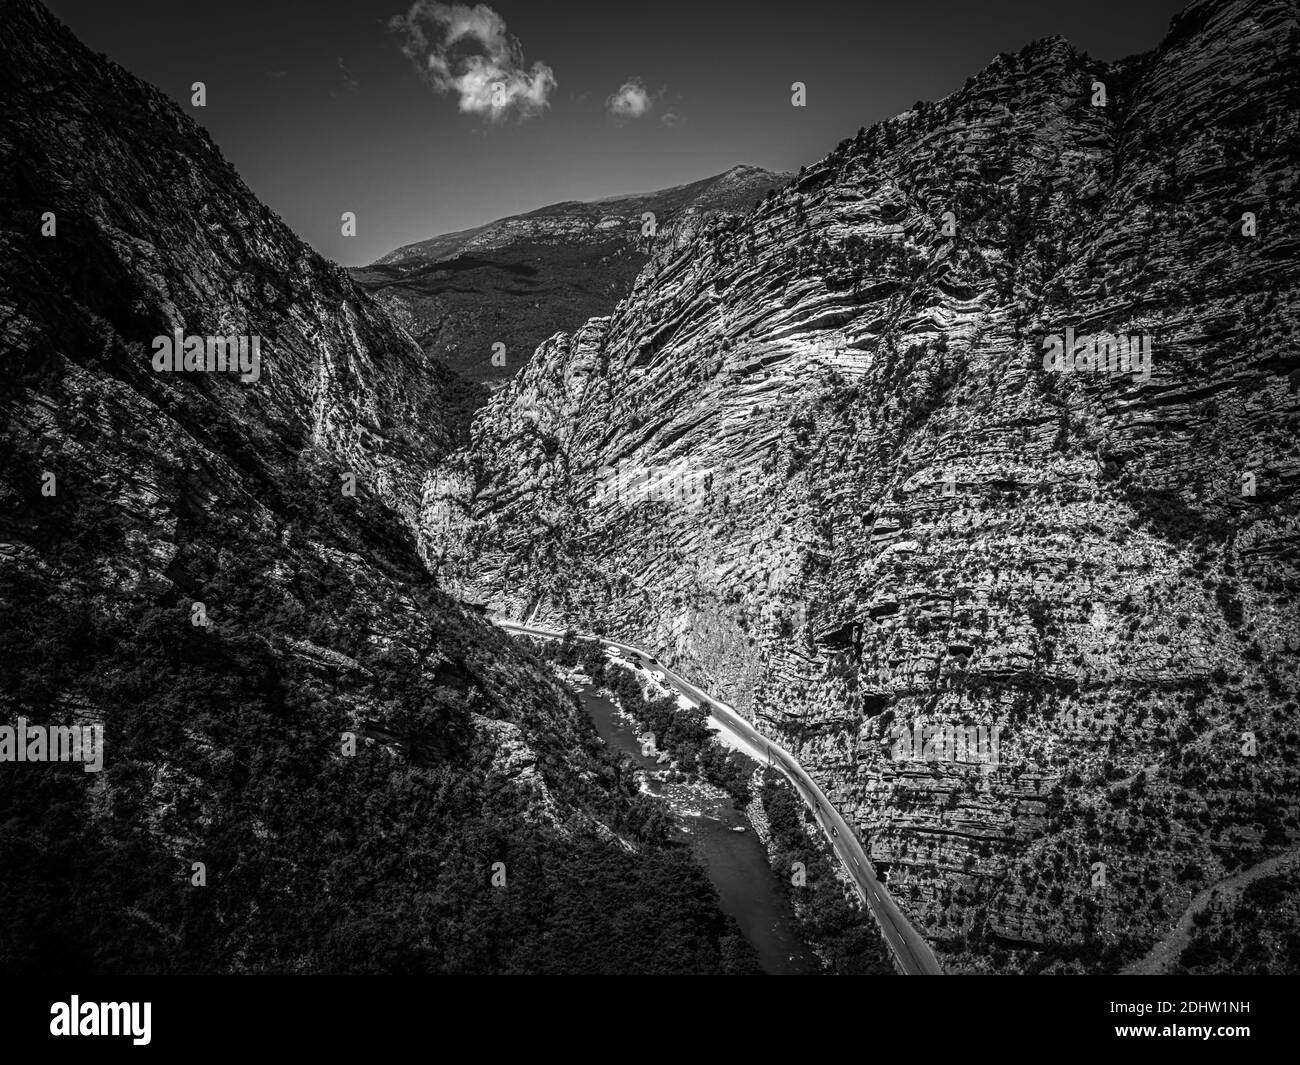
[576,684,816,975]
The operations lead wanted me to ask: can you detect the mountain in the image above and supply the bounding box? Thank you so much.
[350,165,789,388]
[0,0,751,974]
[435,0,1300,973]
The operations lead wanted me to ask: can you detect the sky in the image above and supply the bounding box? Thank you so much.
[45,0,1189,266]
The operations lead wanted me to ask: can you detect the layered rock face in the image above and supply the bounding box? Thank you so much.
[350,165,788,387]
[439,0,1300,971]
[0,0,738,974]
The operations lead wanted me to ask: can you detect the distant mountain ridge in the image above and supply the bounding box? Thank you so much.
[372,165,791,266]
[350,165,789,388]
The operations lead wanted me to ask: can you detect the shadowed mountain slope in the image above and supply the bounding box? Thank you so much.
[0,0,748,975]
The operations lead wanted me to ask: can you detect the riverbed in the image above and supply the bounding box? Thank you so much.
[576,683,816,975]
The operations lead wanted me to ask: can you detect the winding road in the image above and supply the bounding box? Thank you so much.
[494,617,943,975]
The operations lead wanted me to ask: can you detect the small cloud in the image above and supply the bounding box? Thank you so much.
[660,110,683,127]
[606,77,653,120]
[388,1,556,123]
[266,68,289,79]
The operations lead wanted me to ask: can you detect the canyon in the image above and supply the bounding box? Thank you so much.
[4,0,1298,977]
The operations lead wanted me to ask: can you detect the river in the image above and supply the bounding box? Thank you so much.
[575,683,816,975]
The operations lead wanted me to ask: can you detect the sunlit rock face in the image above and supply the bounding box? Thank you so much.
[440,0,1300,971]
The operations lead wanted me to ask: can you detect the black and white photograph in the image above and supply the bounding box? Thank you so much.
[0,0,1295,1046]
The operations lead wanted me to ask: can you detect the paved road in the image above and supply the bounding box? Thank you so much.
[495,617,943,975]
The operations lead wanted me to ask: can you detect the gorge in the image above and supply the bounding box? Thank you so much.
[3,0,1298,978]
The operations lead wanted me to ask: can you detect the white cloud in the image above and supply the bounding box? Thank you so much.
[605,77,653,120]
[389,2,556,122]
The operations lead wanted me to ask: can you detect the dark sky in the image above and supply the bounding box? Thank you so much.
[44,0,1188,266]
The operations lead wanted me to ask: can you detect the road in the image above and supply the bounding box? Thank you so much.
[494,617,944,975]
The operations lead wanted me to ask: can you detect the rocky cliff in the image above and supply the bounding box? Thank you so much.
[0,0,745,974]
[350,165,788,388]
[438,0,1300,972]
